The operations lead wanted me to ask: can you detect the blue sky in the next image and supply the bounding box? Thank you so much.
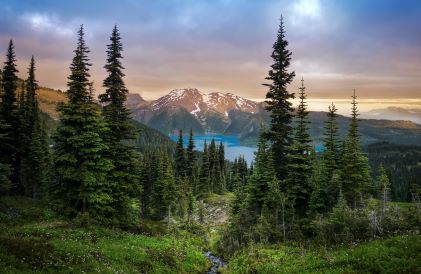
[0,0,420,100]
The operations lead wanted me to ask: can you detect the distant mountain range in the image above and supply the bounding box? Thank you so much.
[33,85,421,147]
[126,88,421,146]
[362,107,421,124]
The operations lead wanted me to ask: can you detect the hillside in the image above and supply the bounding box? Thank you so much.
[34,86,175,152]
[37,87,67,119]
[0,197,210,273]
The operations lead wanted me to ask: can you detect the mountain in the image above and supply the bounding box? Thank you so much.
[125,93,147,109]
[30,85,175,152]
[130,88,263,135]
[362,107,421,124]
[127,88,421,147]
[33,85,421,147]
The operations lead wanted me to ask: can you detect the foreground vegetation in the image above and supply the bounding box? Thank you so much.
[226,234,421,274]
[0,197,210,274]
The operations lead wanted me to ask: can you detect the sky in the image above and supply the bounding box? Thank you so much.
[0,0,421,101]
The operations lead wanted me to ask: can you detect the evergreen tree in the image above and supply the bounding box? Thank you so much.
[341,90,372,207]
[99,25,141,220]
[264,16,295,180]
[19,56,49,198]
[218,141,225,173]
[233,130,284,243]
[218,141,226,193]
[322,103,341,208]
[197,141,210,197]
[140,152,159,218]
[150,154,176,220]
[186,128,196,188]
[310,103,341,214]
[174,129,187,179]
[376,164,391,219]
[0,40,19,190]
[0,123,11,195]
[53,26,113,219]
[285,78,312,217]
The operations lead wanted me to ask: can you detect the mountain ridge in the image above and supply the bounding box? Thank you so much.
[126,88,421,146]
[32,85,421,146]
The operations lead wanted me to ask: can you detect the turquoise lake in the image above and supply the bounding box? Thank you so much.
[170,135,257,164]
[170,134,325,165]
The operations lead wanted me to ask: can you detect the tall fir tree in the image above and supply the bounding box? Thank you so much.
[197,141,210,197]
[53,26,113,219]
[264,16,295,181]
[19,56,50,198]
[209,139,223,193]
[0,65,12,195]
[140,152,159,218]
[309,103,341,214]
[99,25,141,220]
[341,90,372,208]
[321,103,340,178]
[0,40,19,191]
[150,154,176,220]
[321,103,341,209]
[376,164,391,219]
[285,78,312,217]
[186,128,196,186]
[174,129,187,179]
[232,130,283,243]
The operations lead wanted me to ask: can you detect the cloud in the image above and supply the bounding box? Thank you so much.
[292,0,321,18]
[289,0,323,27]
[21,13,73,37]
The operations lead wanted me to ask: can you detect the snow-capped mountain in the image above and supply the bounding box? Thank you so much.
[128,88,266,136]
[148,88,259,118]
[125,88,421,147]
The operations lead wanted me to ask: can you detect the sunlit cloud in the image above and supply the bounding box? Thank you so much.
[21,13,73,37]
[290,0,322,26]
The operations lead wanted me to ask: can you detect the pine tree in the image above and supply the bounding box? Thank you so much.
[323,104,341,208]
[209,139,223,193]
[0,66,11,196]
[0,40,19,190]
[218,141,225,173]
[310,103,341,214]
[197,141,210,197]
[99,25,141,220]
[376,164,391,219]
[140,152,159,218]
[19,56,49,198]
[232,130,284,243]
[174,129,187,179]
[150,154,176,220]
[186,128,196,187]
[341,90,372,208]
[218,141,226,193]
[264,16,295,181]
[285,78,312,217]
[53,26,113,219]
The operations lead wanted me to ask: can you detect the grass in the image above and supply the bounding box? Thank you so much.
[0,197,210,274]
[2,196,419,273]
[226,235,421,273]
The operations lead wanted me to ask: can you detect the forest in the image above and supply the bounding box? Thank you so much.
[0,18,420,274]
